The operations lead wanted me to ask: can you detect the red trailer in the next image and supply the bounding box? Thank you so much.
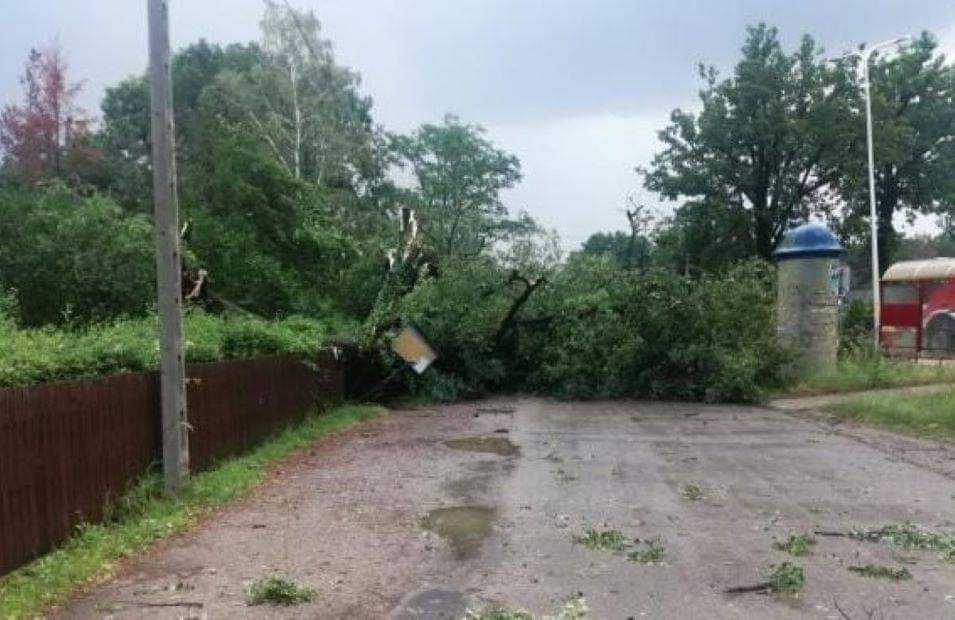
[880,258,955,358]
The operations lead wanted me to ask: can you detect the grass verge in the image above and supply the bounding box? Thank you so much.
[787,352,955,397]
[0,404,384,618]
[826,388,955,441]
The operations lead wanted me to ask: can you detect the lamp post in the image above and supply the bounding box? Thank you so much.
[841,36,910,350]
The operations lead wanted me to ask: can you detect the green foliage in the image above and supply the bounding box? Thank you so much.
[766,562,805,594]
[679,484,704,501]
[0,405,383,618]
[574,230,652,271]
[831,388,955,441]
[391,114,532,261]
[573,528,630,552]
[464,598,589,620]
[574,528,665,564]
[794,352,955,396]
[0,309,344,388]
[773,533,816,556]
[643,23,853,261]
[91,6,393,318]
[627,539,666,564]
[653,199,755,274]
[0,185,155,326]
[845,523,955,562]
[395,258,514,397]
[840,299,873,354]
[381,255,785,404]
[847,564,912,581]
[834,32,955,269]
[525,259,786,402]
[247,575,317,606]
[466,610,533,620]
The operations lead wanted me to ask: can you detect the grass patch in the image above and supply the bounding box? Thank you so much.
[827,388,955,441]
[465,610,533,620]
[773,533,816,557]
[627,538,666,564]
[464,594,588,619]
[573,529,665,564]
[844,523,955,562]
[0,404,383,618]
[767,562,805,594]
[847,564,912,581]
[573,528,630,552]
[247,574,318,606]
[788,351,955,397]
[679,483,703,501]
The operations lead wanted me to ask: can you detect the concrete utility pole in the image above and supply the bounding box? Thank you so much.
[148,0,189,492]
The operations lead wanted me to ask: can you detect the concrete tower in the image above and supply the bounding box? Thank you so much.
[773,223,846,377]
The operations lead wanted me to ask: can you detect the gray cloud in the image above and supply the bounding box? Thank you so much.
[2,0,953,245]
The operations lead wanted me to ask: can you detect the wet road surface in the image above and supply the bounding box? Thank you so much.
[57,399,955,618]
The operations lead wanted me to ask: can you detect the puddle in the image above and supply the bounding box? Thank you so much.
[390,588,467,619]
[444,436,520,456]
[476,406,516,414]
[421,506,496,558]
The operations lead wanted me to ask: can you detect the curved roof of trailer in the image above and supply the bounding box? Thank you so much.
[882,258,955,282]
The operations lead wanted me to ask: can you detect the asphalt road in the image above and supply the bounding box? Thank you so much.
[58,398,955,619]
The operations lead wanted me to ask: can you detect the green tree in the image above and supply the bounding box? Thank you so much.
[0,185,155,326]
[93,4,394,317]
[391,114,532,261]
[96,41,264,212]
[577,231,654,270]
[643,24,854,263]
[834,32,955,270]
[654,199,755,274]
[520,258,784,402]
[204,3,382,191]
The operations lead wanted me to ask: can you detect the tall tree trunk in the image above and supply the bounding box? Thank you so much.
[753,199,774,260]
[877,195,897,276]
[289,62,302,180]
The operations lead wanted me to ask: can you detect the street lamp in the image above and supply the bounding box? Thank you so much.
[838,36,911,350]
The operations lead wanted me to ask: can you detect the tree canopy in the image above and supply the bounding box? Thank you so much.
[2,11,955,404]
[834,32,955,269]
[391,114,533,262]
[0,43,97,185]
[643,24,855,261]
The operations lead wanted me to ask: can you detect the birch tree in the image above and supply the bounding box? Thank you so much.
[206,2,379,192]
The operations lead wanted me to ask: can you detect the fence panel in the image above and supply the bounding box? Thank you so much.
[0,354,342,576]
[0,372,159,576]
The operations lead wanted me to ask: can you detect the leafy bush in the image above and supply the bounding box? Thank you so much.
[0,310,346,388]
[773,533,816,556]
[0,185,155,326]
[392,258,516,398]
[522,258,786,402]
[767,561,804,594]
[840,298,873,354]
[380,256,785,403]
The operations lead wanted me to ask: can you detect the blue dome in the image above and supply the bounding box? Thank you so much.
[773,223,844,261]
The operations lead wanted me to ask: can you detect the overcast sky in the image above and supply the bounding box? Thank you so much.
[2,1,954,248]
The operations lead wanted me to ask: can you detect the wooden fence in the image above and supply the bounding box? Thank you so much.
[0,353,343,576]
